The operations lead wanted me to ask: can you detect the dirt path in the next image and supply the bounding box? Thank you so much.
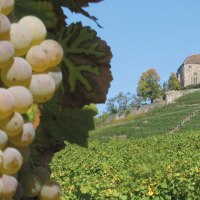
[168,106,200,134]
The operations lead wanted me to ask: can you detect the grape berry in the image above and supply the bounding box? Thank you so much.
[0,0,63,199]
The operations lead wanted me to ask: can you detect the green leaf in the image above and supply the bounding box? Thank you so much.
[161,181,168,189]
[80,186,90,194]
[40,95,95,147]
[120,195,128,200]
[56,23,112,108]
[59,23,104,92]
[15,0,58,29]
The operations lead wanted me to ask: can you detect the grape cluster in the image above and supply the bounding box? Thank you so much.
[0,0,63,199]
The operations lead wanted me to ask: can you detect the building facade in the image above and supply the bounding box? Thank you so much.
[177,54,200,87]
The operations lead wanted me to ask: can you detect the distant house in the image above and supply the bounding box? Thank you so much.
[177,54,200,87]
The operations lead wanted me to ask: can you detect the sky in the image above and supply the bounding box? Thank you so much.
[64,0,200,113]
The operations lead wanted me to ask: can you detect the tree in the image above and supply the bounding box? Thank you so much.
[161,81,168,100]
[137,68,161,103]
[106,92,133,114]
[130,94,143,109]
[106,97,118,114]
[168,73,181,90]
[116,92,132,111]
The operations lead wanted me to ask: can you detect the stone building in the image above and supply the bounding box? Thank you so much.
[177,54,200,87]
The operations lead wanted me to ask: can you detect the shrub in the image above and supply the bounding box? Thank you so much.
[183,83,200,90]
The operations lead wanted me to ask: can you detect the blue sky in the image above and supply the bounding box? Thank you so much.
[64,0,200,113]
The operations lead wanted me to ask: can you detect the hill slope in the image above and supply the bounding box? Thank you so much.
[52,131,200,199]
[90,91,200,141]
[51,92,200,199]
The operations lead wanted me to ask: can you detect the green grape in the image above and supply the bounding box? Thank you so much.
[0,150,3,169]
[0,112,24,137]
[32,166,50,184]
[0,14,10,40]
[10,23,32,56]
[1,147,23,175]
[9,122,35,147]
[39,181,62,200]
[0,4,65,199]
[0,41,14,69]
[19,16,47,46]
[0,88,15,120]
[0,130,8,149]
[9,144,30,164]
[40,40,63,68]
[0,0,14,16]
[8,86,33,114]
[1,57,32,87]
[26,45,50,72]
[29,74,56,103]
[48,66,63,90]
[0,177,3,198]
[1,174,18,199]
[21,173,42,198]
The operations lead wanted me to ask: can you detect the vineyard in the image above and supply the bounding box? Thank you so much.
[90,92,200,140]
[51,92,200,199]
[0,0,113,199]
[0,0,200,199]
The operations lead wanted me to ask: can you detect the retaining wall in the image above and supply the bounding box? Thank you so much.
[165,88,200,104]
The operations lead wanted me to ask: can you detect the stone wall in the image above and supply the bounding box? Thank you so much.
[165,90,183,104]
[106,101,166,124]
[165,88,200,104]
[130,101,166,116]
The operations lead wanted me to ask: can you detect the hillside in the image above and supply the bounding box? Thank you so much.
[90,91,200,141]
[51,92,200,199]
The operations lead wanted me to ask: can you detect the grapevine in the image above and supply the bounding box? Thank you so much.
[0,0,63,199]
[0,0,112,199]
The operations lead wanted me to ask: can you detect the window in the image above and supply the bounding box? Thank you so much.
[193,78,198,84]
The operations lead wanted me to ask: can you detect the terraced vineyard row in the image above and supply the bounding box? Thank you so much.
[51,91,200,199]
[51,131,200,199]
[90,92,200,141]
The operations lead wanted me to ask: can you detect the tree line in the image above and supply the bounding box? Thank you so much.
[106,68,180,114]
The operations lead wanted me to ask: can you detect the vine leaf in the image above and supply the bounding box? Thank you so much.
[15,0,58,29]
[14,2,113,108]
[60,0,102,27]
[40,96,96,147]
[57,22,112,108]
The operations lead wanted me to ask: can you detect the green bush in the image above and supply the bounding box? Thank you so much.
[183,83,200,90]
[51,131,200,200]
[94,112,109,127]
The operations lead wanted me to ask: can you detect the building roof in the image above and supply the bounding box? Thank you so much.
[177,54,200,74]
[184,54,200,64]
